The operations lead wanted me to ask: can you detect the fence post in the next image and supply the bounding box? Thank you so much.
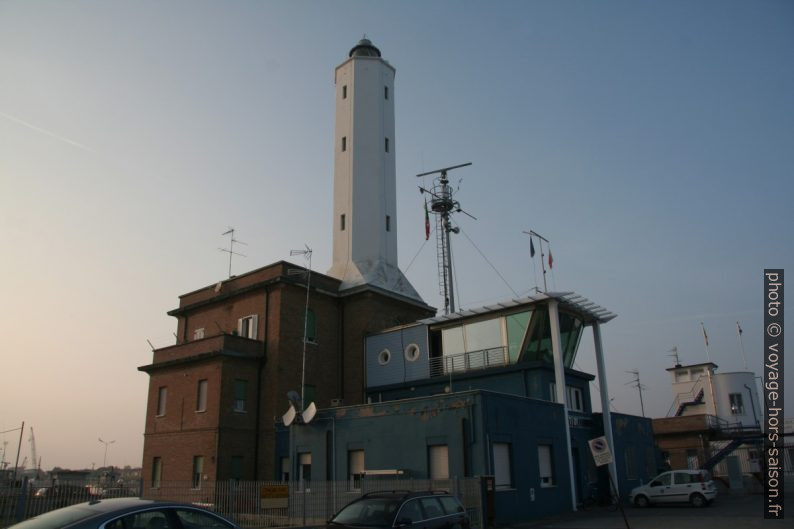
[14,476,29,523]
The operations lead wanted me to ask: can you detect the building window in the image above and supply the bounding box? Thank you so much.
[548,383,584,412]
[385,137,389,153]
[404,343,421,362]
[151,457,162,488]
[192,456,204,489]
[538,444,555,487]
[280,457,290,482]
[378,349,391,365]
[428,445,449,480]
[196,380,208,412]
[729,393,744,415]
[342,85,347,99]
[156,387,167,416]
[340,214,346,231]
[238,315,258,339]
[193,327,204,340]
[567,387,584,412]
[233,379,247,412]
[342,136,347,152]
[348,450,365,490]
[305,309,317,343]
[230,456,243,482]
[384,85,388,99]
[493,443,512,489]
[385,215,391,232]
[298,452,311,491]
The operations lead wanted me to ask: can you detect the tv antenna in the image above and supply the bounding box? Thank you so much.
[289,245,313,406]
[668,346,681,367]
[219,227,247,278]
[417,162,475,315]
[625,369,647,417]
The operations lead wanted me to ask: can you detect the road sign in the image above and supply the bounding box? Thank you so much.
[588,436,613,467]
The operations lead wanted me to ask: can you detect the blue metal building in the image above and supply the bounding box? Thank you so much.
[277,292,659,524]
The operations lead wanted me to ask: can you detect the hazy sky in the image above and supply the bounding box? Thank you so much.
[1,0,791,470]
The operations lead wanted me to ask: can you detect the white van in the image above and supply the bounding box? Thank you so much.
[629,470,717,507]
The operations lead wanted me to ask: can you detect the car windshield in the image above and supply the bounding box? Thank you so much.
[9,503,99,529]
[331,498,401,527]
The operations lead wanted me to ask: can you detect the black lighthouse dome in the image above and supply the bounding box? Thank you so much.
[349,38,381,58]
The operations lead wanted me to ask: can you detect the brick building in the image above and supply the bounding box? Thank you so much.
[139,38,435,488]
[138,261,433,486]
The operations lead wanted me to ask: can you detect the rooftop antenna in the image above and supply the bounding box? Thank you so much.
[417,162,475,314]
[522,230,551,292]
[289,245,313,406]
[625,369,647,417]
[219,227,247,279]
[668,346,681,367]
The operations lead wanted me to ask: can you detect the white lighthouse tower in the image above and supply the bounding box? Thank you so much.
[327,38,423,303]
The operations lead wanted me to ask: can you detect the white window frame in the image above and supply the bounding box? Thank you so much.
[238,315,258,339]
[192,455,204,490]
[428,445,450,480]
[233,379,247,412]
[348,450,365,491]
[493,443,512,490]
[196,379,208,412]
[298,452,311,492]
[729,393,744,415]
[548,383,584,412]
[193,327,205,340]
[538,444,555,488]
[156,386,167,416]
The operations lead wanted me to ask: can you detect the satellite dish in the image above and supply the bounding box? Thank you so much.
[287,390,302,410]
[282,405,297,427]
[302,402,317,424]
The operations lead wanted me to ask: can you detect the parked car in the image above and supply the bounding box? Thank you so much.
[629,469,717,508]
[8,498,240,529]
[327,491,470,529]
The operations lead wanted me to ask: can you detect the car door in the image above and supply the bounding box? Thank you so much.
[646,472,674,503]
[671,472,697,503]
[395,499,424,527]
[417,497,448,529]
[438,496,467,529]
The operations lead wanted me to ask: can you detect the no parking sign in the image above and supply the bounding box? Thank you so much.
[588,436,613,467]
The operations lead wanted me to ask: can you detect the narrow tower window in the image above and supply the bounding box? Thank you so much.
[385,215,391,232]
[340,214,346,231]
[342,136,347,152]
[343,85,347,99]
[385,137,389,153]
[384,86,388,99]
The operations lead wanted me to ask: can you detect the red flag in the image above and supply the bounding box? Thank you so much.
[548,251,553,269]
[424,199,430,240]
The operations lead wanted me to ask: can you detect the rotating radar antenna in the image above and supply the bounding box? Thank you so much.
[417,162,475,315]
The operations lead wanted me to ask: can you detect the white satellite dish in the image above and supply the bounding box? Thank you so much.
[282,405,297,427]
[302,402,317,424]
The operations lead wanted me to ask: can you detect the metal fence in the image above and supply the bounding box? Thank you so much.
[2,478,483,529]
[0,480,142,528]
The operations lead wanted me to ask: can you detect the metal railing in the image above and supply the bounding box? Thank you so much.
[2,478,483,529]
[429,347,509,377]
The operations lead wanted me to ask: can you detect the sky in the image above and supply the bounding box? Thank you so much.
[1,0,792,470]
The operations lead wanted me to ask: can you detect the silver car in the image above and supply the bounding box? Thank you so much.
[629,469,717,508]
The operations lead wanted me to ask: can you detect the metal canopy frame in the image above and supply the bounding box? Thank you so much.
[419,291,617,326]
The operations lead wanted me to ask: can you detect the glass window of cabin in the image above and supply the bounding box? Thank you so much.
[505,311,531,363]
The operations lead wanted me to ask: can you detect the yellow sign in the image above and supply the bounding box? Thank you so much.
[260,485,289,499]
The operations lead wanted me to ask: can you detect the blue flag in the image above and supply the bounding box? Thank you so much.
[530,238,536,258]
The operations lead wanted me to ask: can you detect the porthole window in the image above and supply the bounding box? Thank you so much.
[404,343,421,362]
[378,349,391,365]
